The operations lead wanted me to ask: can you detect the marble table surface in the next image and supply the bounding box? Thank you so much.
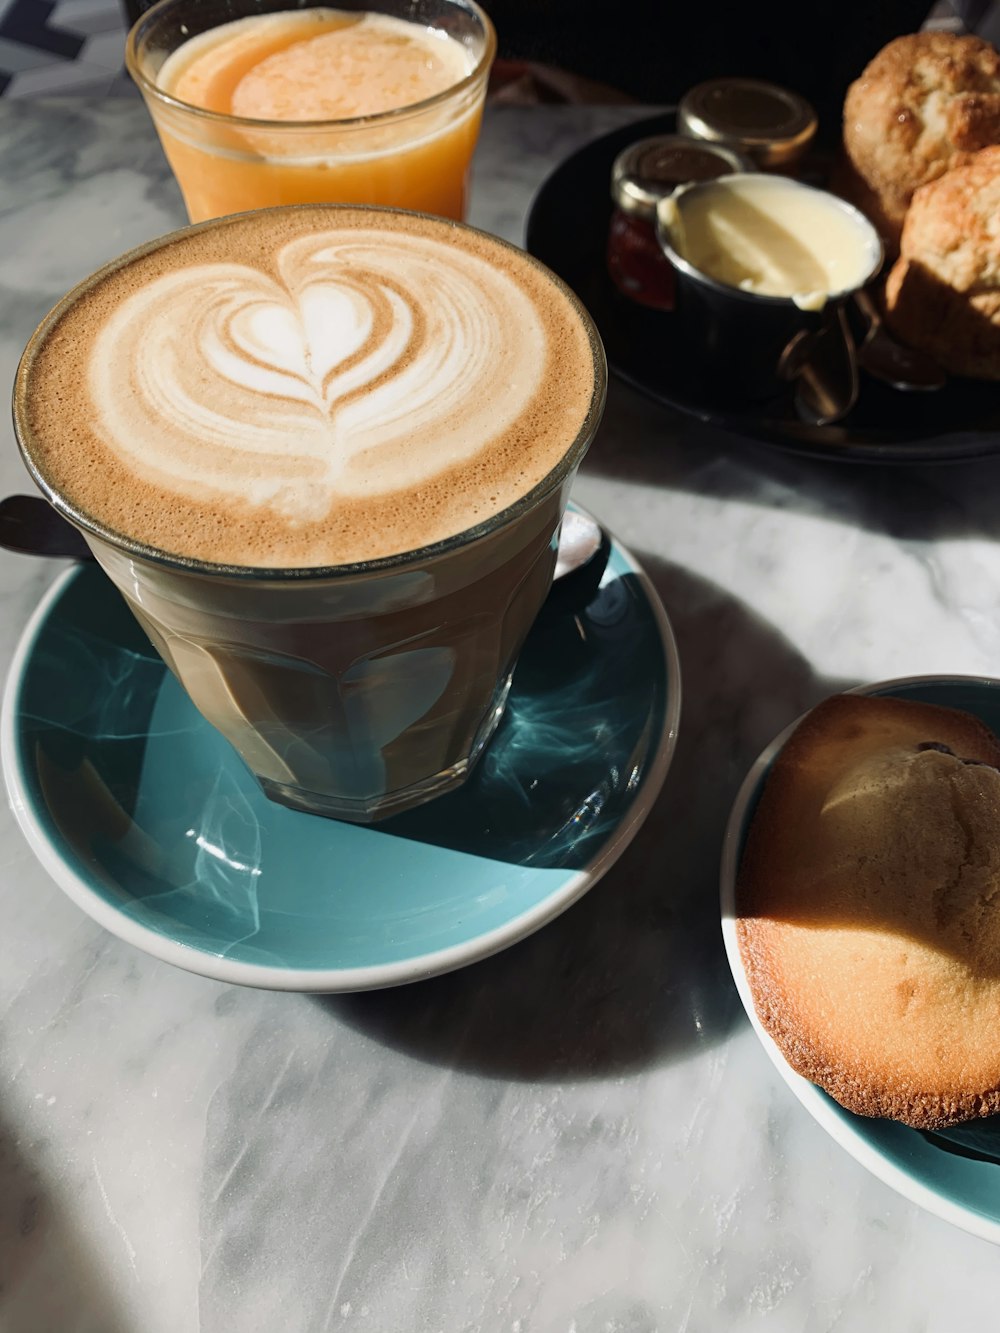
[4,95,1000,1333]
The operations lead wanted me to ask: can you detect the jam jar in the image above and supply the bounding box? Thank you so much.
[607,134,751,310]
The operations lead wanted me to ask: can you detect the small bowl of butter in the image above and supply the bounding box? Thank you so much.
[656,174,882,402]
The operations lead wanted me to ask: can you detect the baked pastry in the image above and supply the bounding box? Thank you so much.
[883,146,1000,379]
[736,692,1000,1129]
[841,31,1000,251]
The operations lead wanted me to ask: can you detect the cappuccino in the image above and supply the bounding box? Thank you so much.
[15,206,605,822]
[20,206,596,568]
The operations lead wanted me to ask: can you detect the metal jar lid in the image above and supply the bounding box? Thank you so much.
[610,134,753,221]
[677,78,817,169]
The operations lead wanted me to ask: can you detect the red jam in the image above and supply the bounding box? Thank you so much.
[606,210,676,310]
[606,135,749,312]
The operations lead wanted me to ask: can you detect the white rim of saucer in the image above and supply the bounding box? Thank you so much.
[720,674,1000,1246]
[2,529,681,993]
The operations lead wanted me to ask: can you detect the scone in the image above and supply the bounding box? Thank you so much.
[883,146,1000,379]
[736,692,1000,1130]
[841,31,1000,251]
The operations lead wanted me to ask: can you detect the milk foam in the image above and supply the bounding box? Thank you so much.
[90,229,546,523]
[21,208,599,567]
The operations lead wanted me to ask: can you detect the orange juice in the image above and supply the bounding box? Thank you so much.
[129,4,494,222]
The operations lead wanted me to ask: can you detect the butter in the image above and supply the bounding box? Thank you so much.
[658,175,879,310]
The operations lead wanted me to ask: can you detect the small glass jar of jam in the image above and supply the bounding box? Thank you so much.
[607,134,751,310]
[677,78,817,171]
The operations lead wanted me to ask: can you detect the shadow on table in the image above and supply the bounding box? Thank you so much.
[318,556,855,1082]
[586,375,1000,549]
[0,1098,131,1333]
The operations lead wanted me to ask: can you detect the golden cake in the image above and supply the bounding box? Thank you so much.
[736,692,1000,1129]
[841,31,1000,251]
[883,146,1000,380]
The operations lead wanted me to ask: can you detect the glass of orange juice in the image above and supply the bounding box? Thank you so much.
[125,0,497,223]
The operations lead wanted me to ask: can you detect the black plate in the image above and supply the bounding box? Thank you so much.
[525,112,1000,465]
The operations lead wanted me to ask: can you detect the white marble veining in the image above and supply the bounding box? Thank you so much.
[4,96,1000,1332]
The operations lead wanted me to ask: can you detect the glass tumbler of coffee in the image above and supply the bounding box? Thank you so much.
[13,204,606,824]
[125,0,497,223]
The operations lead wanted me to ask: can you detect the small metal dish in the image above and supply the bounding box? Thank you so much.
[655,174,882,405]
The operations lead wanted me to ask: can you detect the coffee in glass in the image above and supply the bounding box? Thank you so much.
[14,204,606,822]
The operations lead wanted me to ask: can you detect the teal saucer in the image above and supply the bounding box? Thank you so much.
[3,530,679,992]
[721,676,1000,1245]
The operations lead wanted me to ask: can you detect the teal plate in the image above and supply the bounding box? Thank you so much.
[2,532,679,992]
[721,676,1000,1245]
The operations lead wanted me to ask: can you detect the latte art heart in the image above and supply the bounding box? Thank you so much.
[23,207,598,566]
[89,229,547,522]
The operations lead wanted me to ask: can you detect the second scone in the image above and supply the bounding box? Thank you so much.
[883,145,1000,379]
